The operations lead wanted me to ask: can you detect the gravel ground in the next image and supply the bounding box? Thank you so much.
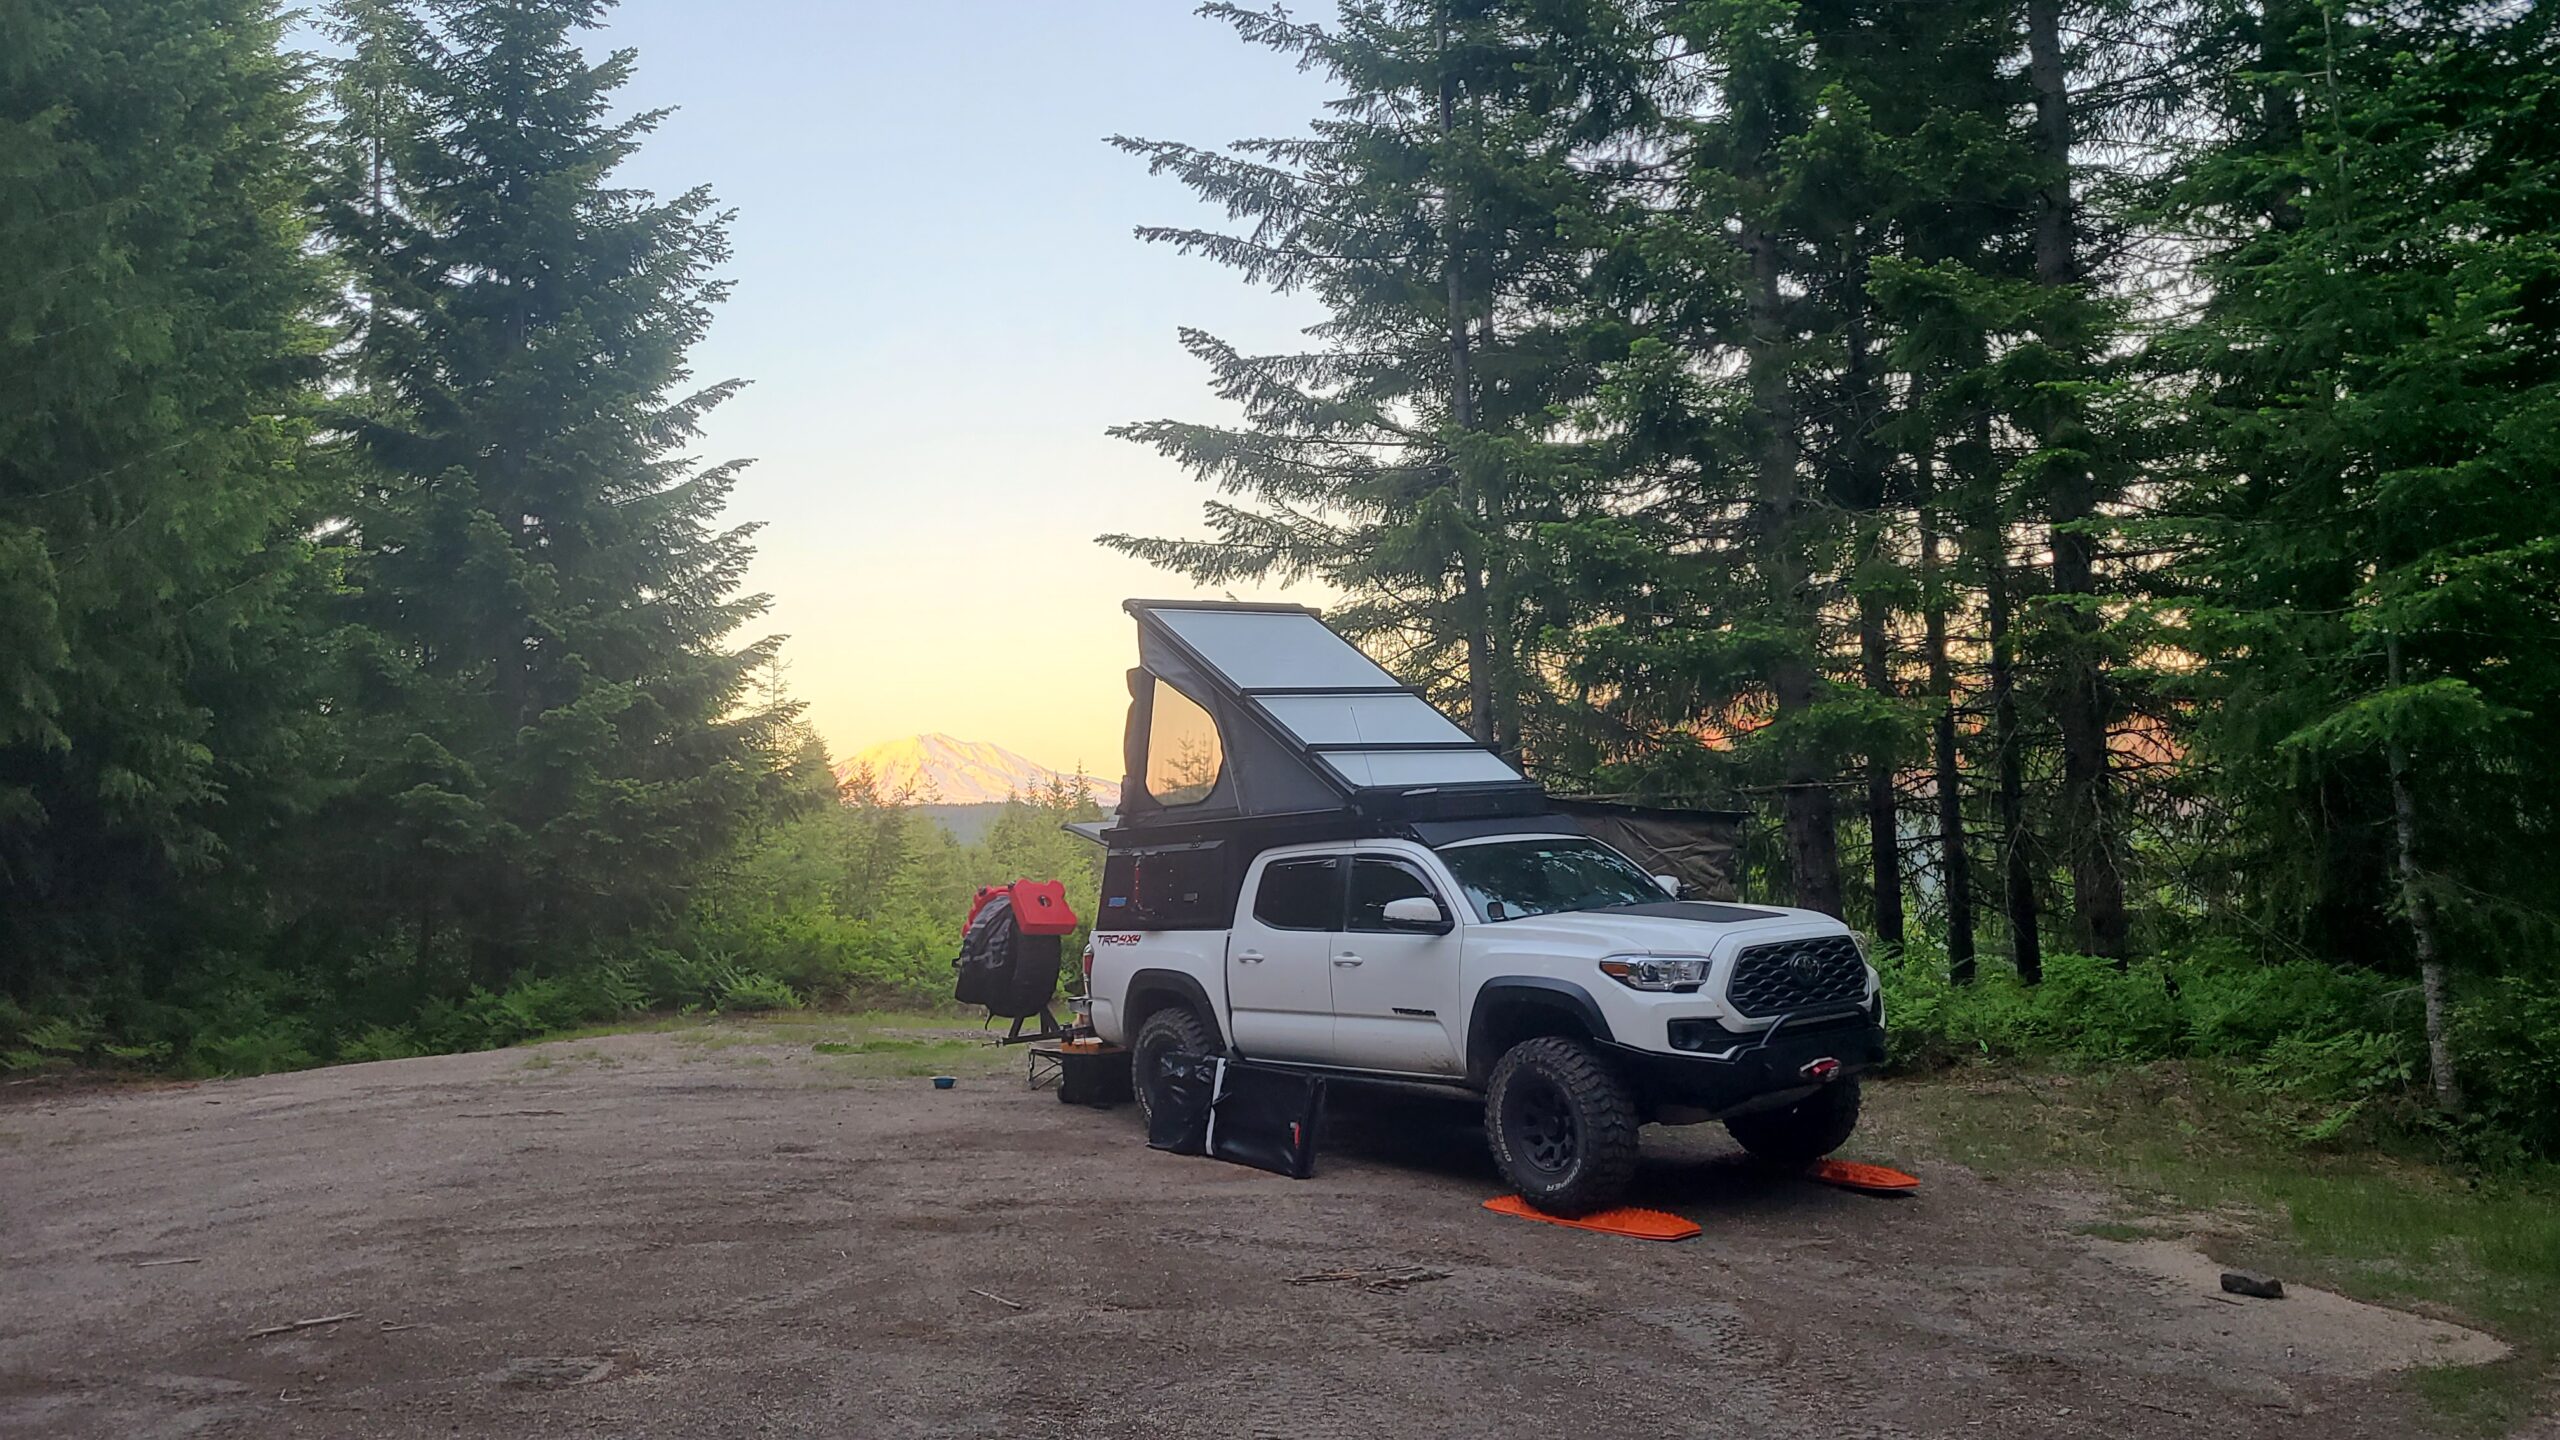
[0,1022,2510,1439]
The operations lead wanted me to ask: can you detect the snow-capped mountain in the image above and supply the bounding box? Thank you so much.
[833,733,1120,807]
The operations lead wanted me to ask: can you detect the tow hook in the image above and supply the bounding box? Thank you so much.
[1800,1056,1842,1083]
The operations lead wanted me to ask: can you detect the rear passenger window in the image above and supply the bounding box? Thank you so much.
[1349,859,1436,931]
[1253,857,1343,930]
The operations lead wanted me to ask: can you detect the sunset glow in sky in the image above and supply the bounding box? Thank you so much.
[591,0,1336,771]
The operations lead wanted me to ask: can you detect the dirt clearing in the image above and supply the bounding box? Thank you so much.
[0,1022,2514,1438]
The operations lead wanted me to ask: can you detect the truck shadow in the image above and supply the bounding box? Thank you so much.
[1317,1079,1498,1184]
[1318,1081,1849,1220]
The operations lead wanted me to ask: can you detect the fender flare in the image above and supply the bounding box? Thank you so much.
[1466,977,1613,1082]
[1124,967,1226,1050]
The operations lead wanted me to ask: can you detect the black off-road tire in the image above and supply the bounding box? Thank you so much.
[1131,1005,1216,1128]
[1483,1036,1641,1217]
[1723,1078,1862,1168]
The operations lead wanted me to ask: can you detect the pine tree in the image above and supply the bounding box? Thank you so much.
[317,0,780,980]
[1793,0,1924,944]
[2163,0,2560,1108]
[1104,0,1651,757]
[0,0,329,987]
[2018,0,2138,961]
[1832,0,2047,972]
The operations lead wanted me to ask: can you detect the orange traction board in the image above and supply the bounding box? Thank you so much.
[1809,1159,1920,1194]
[1482,1195,1701,1241]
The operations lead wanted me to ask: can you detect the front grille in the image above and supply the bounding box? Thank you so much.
[1726,936,1867,1018]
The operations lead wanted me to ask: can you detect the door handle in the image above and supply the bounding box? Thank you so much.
[1333,955,1363,967]
[1236,950,1265,964]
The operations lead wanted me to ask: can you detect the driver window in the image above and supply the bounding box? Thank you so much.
[1348,858,1437,933]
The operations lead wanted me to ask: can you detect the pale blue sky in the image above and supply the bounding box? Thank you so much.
[589,0,1334,770]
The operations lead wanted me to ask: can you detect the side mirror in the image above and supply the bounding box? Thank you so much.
[1380,896,1454,933]
[1655,874,1682,898]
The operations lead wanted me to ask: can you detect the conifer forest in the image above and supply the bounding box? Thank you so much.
[4,0,2556,1166]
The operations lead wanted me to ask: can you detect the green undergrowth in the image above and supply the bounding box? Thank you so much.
[1876,943,2560,1167]
[0,787,1103,1084]
[812,1033,1009,1080]
[1887,1064,2560,1433]
[524,1010,1012,1081]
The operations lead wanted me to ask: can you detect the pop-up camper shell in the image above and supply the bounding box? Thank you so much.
[1093,600,1742,928]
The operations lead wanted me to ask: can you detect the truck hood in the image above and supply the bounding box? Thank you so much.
[1475,900,1846,958]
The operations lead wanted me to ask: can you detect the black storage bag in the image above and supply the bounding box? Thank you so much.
[1144,1051,1220,1155]
[952,894,1015,1011]
[1207,1062,1327,1180]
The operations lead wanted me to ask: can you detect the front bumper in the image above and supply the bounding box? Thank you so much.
[1607,1006,1886,1120]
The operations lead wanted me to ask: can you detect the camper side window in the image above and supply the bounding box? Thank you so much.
[1144,678,1224,806]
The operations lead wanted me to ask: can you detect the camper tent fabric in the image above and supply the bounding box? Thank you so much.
[1405,804,1745,902]
[1549,798,1744,902]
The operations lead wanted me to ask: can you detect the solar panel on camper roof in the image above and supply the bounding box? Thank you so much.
[1319,749,1525,788]
[1257,692,1473,747]
[1150,608,1399,692]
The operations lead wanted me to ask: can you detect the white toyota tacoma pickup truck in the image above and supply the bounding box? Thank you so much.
[1082,598,1884,1215]
[1087,829,1883,1215]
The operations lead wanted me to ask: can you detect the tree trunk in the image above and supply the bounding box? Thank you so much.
[2025,0,2077,291]
[1437,27,1498,752]
[1860,584,1904,945]
[2386,633,2461,1112]
[1458,565,1498,749]
[1918,457,1976,979]
[1746,224,1843,919]
[2025,0,2130,962]
[1983,524,2042,983]
[1844,251,1901,944]
[2252,0,2307,234]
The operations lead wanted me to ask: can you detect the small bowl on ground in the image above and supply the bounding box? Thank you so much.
[931,1075,956,1090]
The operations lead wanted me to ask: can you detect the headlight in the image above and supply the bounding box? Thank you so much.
[1598,955,1710,992]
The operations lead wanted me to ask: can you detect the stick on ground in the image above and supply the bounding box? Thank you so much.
[1287,1266,1450,1292]
[247,1312,361,1339]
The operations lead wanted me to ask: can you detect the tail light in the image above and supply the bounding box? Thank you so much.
[1081,938,1095,982]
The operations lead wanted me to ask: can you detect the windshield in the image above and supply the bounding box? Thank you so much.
[1435,837,1664,922]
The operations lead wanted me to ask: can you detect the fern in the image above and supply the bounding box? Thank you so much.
[716,971,801,1014]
